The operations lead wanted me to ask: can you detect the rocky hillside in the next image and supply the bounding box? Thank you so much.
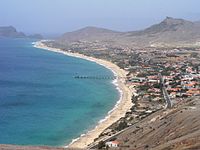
[57,17,200,48]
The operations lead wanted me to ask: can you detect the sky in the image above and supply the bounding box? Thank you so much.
[0,0,200,35]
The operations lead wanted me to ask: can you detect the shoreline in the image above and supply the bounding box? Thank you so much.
[33,41,133,149]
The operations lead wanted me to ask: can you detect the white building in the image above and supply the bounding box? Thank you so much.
[105,141,119,148]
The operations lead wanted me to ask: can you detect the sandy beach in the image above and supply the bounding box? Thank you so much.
[34,41,133,149]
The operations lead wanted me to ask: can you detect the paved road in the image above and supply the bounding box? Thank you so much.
[159,73,173,108]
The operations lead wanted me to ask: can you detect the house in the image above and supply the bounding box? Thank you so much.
[167,88,181,92]
[182,82,196,89]
[128,77,146,83]
[169,92,177,98]
[182,74,193,80]
[163,76,174,80]
[105,141,120,148]
[148,88,161,93]
[148,79,159,83]
[187,89,200,95]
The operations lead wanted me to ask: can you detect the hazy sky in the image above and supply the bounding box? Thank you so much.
[0,0,200,35]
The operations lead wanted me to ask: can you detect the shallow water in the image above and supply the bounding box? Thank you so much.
[0,38,119,146]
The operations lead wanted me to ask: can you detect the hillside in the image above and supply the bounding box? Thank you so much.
[103,96,200,150]
[0,26,26,38]
[0,26,43,39]
[28,34,43,39]
[125,17,200,47]
[58,26,120,43]
[57,17,200,48]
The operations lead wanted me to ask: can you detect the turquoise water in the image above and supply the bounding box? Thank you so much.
[0,38,119,146]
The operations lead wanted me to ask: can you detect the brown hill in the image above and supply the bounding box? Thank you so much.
[106,96,200,150]
[57,17,200,48]
[58,26,120,43]
[126,17,200,47]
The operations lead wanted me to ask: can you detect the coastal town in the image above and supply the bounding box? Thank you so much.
[96,47,200,149]
[45,40,200,149]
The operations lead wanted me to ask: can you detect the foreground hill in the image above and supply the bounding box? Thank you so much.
[57,17,200,48]
[103,96,200,150]
[0,26,43,39]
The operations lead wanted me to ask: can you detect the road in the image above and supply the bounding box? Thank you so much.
[159,73,173,109]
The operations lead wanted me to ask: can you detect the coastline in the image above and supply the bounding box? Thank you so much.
[33,41,133,149]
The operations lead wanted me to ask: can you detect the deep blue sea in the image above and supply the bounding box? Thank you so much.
[0,38,119,146]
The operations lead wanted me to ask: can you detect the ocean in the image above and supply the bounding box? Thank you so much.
[0,38,119,146]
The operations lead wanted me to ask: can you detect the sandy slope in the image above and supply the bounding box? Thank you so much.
[113,96,200,150]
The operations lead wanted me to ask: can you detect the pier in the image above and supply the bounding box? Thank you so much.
[74,75,126,80]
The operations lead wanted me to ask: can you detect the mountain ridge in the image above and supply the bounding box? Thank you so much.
[57,17,200,47]
[136,17,194,34]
